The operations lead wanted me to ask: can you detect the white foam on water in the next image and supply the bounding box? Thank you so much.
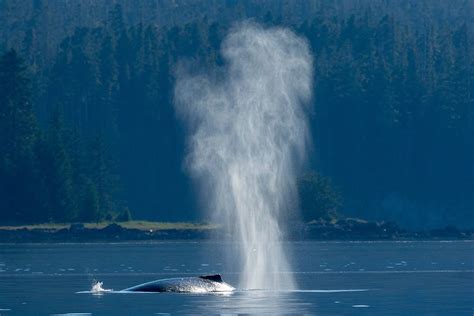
[229,288,370,294]
[175,22,313,291]
[275,289,370,293]
[50,313,91,316]
[352,305,370,308]
[88,281,113,294]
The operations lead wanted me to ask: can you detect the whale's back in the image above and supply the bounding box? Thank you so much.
[122,274,233,293]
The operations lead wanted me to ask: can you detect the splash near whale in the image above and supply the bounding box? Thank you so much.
[175,23,313,290]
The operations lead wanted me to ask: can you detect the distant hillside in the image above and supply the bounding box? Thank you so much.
[0,0,473,229]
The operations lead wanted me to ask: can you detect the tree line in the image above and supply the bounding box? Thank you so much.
[1,3,472,227]
[0,50,127,224]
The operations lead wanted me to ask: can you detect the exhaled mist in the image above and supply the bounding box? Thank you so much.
[175,23,313,290]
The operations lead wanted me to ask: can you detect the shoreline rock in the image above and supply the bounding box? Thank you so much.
[293,219,473,241]
[0,222,472,243]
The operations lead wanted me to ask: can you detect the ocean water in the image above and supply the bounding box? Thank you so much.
[0,240,472,315]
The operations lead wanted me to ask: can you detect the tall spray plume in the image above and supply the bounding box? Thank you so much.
[175,23,313,290]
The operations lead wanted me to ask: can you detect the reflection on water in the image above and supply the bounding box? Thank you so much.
[179,290,313,315]
[182,289,364,315]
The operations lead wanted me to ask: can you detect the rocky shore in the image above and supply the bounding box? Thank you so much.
[0,223,212,243]
[296,218,473,240]
[0,220,472,243]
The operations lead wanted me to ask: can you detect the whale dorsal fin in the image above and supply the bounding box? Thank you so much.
[199,274,223,283]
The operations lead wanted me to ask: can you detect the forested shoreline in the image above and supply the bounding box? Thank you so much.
[0,1,472,228]
[0,50,128,223]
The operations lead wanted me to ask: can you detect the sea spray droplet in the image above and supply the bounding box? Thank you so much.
[175,23,313,290]
[90,281,112,294]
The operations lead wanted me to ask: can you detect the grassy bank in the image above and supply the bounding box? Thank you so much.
[0,221,218,231]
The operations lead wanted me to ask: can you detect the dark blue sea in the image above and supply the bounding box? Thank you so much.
[0,240,472,315]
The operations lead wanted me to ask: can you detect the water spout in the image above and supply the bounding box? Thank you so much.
[175,23,313,290]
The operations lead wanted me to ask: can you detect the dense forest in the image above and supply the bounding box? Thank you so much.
[0,50,129,223]
[0,0,472,228]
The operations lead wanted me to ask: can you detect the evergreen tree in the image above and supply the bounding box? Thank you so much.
[0,49,40,223]
[84,136,119,218]
[38,109,77,222]
[78,178,101,222]
[298,172,342,222]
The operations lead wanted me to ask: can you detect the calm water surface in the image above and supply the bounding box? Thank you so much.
[0,241,472,315]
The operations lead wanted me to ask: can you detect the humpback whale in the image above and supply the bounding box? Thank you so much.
[122,274,234,293]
